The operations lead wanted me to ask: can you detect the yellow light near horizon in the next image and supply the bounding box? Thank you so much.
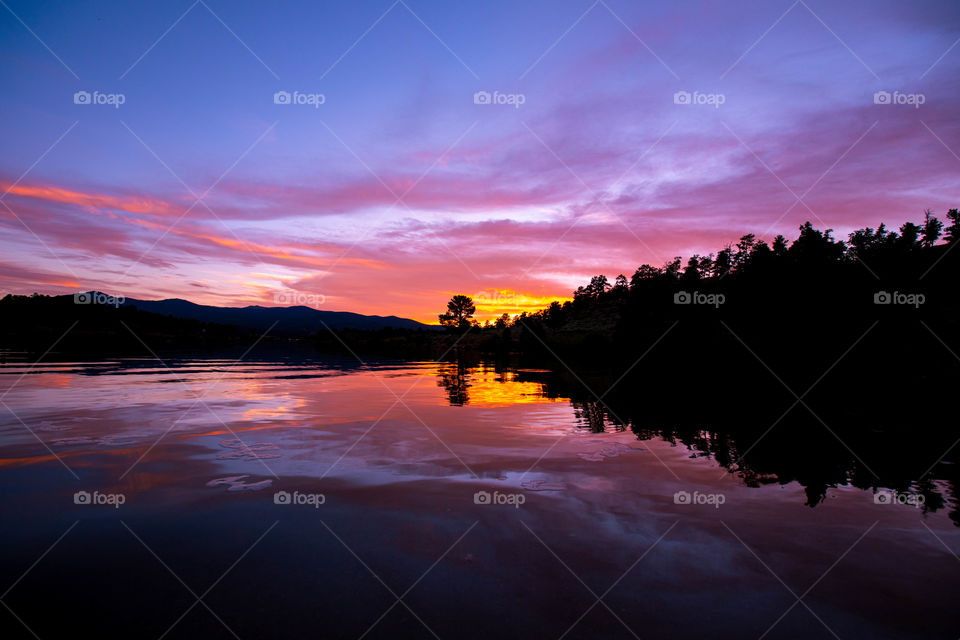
[433,365,563,406]
[469,289,572,321]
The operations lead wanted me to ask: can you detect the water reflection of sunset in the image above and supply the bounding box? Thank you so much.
[433,365,562,407]
[1,359,957,520]
[240,398,302,421]
[0,357,958,640]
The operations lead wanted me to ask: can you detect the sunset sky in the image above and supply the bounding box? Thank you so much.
[1,0,958,322]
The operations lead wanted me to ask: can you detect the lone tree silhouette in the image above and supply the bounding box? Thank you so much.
[439,294,476,329]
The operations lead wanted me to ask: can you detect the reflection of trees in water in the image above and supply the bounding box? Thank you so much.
[436,361,470,406]
[572,401,627,433]
[526,369,960,521]
[434,362,960,522]
[639,420,959,514]
[948,482,960,528]
[435,360,550,407]
[668,424,957,516]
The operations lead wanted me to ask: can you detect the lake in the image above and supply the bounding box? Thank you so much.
[0,357,957,639]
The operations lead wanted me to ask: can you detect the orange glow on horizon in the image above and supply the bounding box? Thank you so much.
[465,289,573,323]
[0,177,578,324]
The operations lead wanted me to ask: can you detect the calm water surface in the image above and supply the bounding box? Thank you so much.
[0,358,957,639]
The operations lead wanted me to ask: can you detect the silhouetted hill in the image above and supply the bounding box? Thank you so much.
[120,296,436,334]
[0,293,251,356]
[0,292,437,358]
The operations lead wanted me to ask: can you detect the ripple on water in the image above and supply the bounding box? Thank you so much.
[520,479,566,491]
[51,432,149,447]
[217,438,282,460]
[577,442,646,462]
[206,475,273,491]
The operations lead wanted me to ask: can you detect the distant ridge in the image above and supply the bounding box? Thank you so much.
[116,295,437,334]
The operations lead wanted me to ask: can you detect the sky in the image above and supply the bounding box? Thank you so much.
[1,0,958,323]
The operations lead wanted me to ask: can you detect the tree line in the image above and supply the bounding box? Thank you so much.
[441,209,960,332]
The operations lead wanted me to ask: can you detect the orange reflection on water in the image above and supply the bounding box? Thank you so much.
[240,398,302,420]
[432,364,561,407]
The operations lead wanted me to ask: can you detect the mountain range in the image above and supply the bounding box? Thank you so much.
[117,296,436,334]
